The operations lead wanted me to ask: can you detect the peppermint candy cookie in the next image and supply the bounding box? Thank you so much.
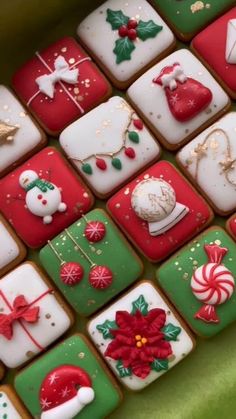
[0,385,31,418]
[77,0,175,89]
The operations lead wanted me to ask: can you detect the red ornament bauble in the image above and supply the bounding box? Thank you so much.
[128,19,138,29]
[125,147,136,159]
[84,221,106,243]
[89,265,113,289]
[128,29,137,40]
[133,119,143,130]
[96,158,107,171]
[60,262,84,286]
[118,25,128,37]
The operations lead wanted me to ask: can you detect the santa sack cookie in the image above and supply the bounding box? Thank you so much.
[153,63,212,122]
[40,365,95,419]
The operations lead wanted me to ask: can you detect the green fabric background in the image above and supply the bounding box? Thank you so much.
[1,1,236,418]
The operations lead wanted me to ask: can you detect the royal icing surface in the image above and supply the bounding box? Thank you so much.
[127,49,229,147]
[77,0,174,84]
[0,391,21,419]
[177,112,236,214]
[88,281,194,391]
[0,262,71,368]
[0,221,19,271]
[60,96,160,196]
[0,86,44,176]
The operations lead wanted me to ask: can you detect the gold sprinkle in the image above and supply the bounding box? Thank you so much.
[215,239,221,246]
[96,249,102,255]
[61,47,67,52]
[124,188,130,195]
[115,203,121,208]
[190,247,195,252]
[78,352,85,359]
[74,87,80,94]
[144,174,150,179]
[19,111,26,117]
[83,192,89,198]
[193,260,198,265]
[69,58,75,64]
[45,313,51,319]
[26,351,35,358]
[175,262,179,266]
[183,273,189,280]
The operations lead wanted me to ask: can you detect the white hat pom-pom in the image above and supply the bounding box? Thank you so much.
[78,386,95,405]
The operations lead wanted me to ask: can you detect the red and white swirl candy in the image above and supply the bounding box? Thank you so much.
[191,244,235,323]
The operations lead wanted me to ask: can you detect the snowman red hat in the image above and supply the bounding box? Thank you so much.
[40,365,95,419]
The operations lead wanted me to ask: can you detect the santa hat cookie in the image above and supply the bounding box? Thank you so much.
[40,365,95,419]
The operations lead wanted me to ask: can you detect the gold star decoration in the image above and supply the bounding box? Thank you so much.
[219,158,235,172]
[192,143,208,158]
[0,121,19,145]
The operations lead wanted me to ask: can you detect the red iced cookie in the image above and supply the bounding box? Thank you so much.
[107,161,213,262]
[227,213,236,240]
[0,147,94,248]
[12,37,111,135]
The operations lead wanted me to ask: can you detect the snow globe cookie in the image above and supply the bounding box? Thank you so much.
[0,147,94,248]
[177,112,236,216]
[0,85,46,178]
[15,334,122,419]
[192,7,236,99]
[12,37,111,135]
[39,209,143,316]
[127,49,230,150]
[77,0,175,89]
[59,96,161,198]
[88,280,195,391]
[153,0,235,41]
[0,261,73,368]
[0,385,31,418]
[157,227,236,337]
[107,160,213,262]
[0,214,26,277]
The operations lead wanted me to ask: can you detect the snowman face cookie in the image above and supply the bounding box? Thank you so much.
[59,96,161,198]
[107,160,213,262]
[0,385,31,418]
[0,85,46,178]
[77,0,175,88]
[127,49,230,150]
[15,334,122,419]
[0,147,94,248]
[177,112,236,215]
[157,227,236,337]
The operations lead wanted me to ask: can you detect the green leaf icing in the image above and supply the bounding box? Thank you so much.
[113,37,135,64]
[131,294,148,315]
[106,9,129,30]
[82,163,93,175]
[116,360,132,378]
[151,358,169,372]
[112,158,122,170]
[128,131,139,143]
[137,20,163,41]
[162,323,181,341]
[96,319,117,339]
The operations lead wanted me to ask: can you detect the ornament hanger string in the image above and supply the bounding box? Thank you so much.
[65,228,96,267]
[47,240,65,265]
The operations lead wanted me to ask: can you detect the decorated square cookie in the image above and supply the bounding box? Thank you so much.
[0,214,26,277]
[107,161,213,262]
[127,49,230,150]
[0,385,31,418]
[39,209,143,316]
[153,0,235,41]
[77,0,175,89]
[12,37,111,135]
[59,96,161,198]
[177,112,236,216]
[192,7,236,99]
[15,334,122,419]
[157,227,236,337]
[0,147,94,248]
[0,85,46,178]
[88,280,195,391]
[0,261,73,368]
[226,213,236,240]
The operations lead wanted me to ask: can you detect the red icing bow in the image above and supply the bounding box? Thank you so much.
[0,295,40,340]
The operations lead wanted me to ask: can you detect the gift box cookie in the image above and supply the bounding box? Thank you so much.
[0,85,46,178]
[12,37,111,135]
[0,214,26,277]
[59,96,161,198]
[0,385,31,418]
[157,227,236,337]
[177,112,236,216]
[39,208,143,316]
[0,147,94,248]
[0,261,73,368]
[15,334,122,419]
[127,49,230,150]
[153,0,235,41]
[77,0,175,89]
[107,160,213,262]
[192,7,236,99]
[88,280,195,391]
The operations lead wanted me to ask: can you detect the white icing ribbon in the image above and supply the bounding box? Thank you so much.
[27,52,91,113]
[161,65,187,91]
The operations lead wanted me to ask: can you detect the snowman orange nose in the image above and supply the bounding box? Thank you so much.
[42,199,47,205]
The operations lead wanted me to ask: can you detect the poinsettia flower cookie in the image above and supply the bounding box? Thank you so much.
[59,96,161,198]
[0,385,31,418]
[15,334,122,419]
[192,7,236,99]
[77,0,175,89]
[127,49,230,150]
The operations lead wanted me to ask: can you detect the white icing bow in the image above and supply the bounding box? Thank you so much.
[35,55,79,99]
[161,65,187,91]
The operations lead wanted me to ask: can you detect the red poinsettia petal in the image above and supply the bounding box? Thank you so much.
[146,308,166,333]
[146,333,165,343]
[144,340,172,360]
[131,361,151,379]
[110,330,134,346]
[115,311,134,331]
[132,310,149,333]
[105,339,132,360]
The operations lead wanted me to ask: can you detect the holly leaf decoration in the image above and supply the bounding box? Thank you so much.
[137,20,163,41]
[151,358,169,372]
[116,360,132,378]
[162,323,181,341]
[128,131,139,143]
[106,9,129,30]
[96,319,117,339]
[113,37,136,64]
[131,294,148,315]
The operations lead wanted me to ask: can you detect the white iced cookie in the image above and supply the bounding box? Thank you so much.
[0,221,20,271]
[225,19,236,64]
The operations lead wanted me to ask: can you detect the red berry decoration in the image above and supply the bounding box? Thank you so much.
[133,119,143,130]
[84,221,106,243]
[89,265,113,289]
[128,18,138,29]
[96,158,107,171]
[60,262,84,286]
[128,29,137,41]
[118,25,128,37]
[125,147,136,159]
